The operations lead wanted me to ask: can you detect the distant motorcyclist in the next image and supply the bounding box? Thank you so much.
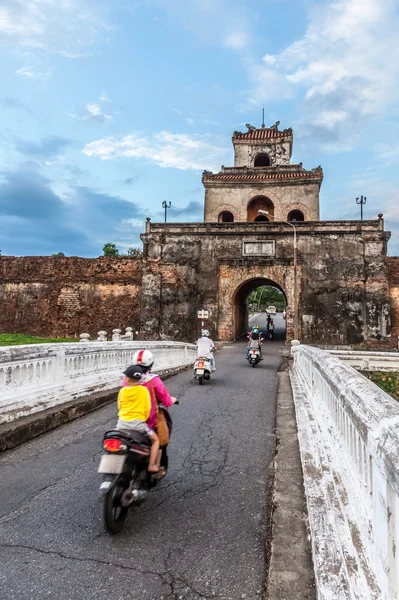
[267,319,275,339]
[246,325,263,359]
[196,330,216,371]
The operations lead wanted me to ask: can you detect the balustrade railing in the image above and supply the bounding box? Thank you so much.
[291,345,399,599]
[0,341,196,424]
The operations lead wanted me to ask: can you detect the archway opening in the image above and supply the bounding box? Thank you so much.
[234,278,287,341]
[254,153,270,167]
[288,209,304,222]
[247,196,274,222]
[218,210,234,223]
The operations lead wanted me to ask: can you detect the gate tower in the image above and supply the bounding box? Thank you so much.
[202,122,323,223]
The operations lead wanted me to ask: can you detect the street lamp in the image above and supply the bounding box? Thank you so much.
[162,200,172,223]
[356,196,366,221]
[258,210,298,340]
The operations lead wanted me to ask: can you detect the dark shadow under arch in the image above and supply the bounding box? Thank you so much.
[254,153,270,167]
[218,210,234,222]
[288,209,304,222]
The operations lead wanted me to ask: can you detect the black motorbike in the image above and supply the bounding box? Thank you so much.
[98,406,175,533]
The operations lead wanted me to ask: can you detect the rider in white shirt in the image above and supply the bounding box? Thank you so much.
[196,330,216,371]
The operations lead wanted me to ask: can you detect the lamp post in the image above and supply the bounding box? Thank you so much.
[258,210,298,340]
[356,196,366,221]
[162,200,171,223]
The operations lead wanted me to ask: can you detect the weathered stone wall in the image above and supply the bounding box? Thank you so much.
[203,181,320,223]
[388,257,399,348]
[233,139,292,167]
[0,257,143,338]
[141,219,393,347]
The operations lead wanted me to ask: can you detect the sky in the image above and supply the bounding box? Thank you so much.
[1,0,399,257]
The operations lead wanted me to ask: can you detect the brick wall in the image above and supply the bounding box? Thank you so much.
[388,257,399,349]
[0,256,143,338]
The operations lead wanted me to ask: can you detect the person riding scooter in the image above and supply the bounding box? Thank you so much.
[246,325,263,359]
[196,330,216,371]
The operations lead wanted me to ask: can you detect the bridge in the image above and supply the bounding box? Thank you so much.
[0,321,398,599]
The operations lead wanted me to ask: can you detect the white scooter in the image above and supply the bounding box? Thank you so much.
[194,353,214,385]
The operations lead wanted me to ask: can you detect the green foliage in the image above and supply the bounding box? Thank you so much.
[368,371,399,400]
[0,334,79,346]
[51,252,65,257]
[125,247,143,258]
[248,285,287,311]
[102,242,119,256]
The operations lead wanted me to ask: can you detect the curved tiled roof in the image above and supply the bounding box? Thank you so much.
[233,126,292,141]
[202,169,323,183]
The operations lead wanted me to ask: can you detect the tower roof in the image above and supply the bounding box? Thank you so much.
[233,122,292,142]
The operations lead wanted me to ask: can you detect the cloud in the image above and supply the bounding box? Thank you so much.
[70,95,114,124]
[0,97,32,114]
[0,168,145,256]
[124,176,139,185]
[16,136,71,160]
[223,31,248,50]
[149,0,250,49]
[0,0,106,55]
[167,201,203,218]
[246,0,399,149]
[83,130,229,171]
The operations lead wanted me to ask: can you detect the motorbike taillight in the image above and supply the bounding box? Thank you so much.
[104,438,122,452]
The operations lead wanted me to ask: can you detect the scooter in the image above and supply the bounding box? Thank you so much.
[194,355,213,385]
[98,404,177,534]
[247,340,262,367]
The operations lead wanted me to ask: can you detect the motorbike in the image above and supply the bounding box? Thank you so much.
[247,339,262,367]
[194,354,213,385]
[268,324,275,340]
[98,405,176,534]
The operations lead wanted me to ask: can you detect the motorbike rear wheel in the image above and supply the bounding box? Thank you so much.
[103,478,129,534]
[198,375,204,385]
[252,362,256,368]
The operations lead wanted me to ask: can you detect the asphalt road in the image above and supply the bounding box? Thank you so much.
[0,334,284,600]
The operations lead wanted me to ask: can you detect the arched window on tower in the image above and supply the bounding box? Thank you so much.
[247,196,274,222]
[287,209,305,222]
[254,153,270,167]
[218,211,234,223]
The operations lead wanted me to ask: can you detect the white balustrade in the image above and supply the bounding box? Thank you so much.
[0,341,196,424]
[327,349,399,372]
[291,345,399,599]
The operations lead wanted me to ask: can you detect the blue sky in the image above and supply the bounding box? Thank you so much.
[1,0,399,256]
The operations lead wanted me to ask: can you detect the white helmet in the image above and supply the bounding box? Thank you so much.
[133,349,154,368]
[202,330,210,337]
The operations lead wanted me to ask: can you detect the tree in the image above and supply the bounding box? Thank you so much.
[126,247,143,258]
[102,243,119,256]
[248,285,286,311]
[51,252,65,257]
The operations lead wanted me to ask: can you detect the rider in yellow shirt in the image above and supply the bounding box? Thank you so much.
[116,365,160,474]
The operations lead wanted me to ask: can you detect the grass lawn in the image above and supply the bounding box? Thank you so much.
[0,333,79,346]
[364,371,399,401]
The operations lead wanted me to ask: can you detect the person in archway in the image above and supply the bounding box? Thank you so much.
[246,325,263,359]
[196,330,216,371]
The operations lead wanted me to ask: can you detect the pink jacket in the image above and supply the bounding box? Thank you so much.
[122,372,173,430]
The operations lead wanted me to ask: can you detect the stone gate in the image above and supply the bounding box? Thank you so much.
[140,121,392,347]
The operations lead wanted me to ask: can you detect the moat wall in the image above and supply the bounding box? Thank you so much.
[0,256,143,338]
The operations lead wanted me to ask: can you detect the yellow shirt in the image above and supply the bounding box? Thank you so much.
[117,385,151,422]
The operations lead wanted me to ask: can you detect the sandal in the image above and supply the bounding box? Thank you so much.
[151,467,166,480]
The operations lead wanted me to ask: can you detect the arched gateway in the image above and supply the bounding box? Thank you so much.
[218,268,292,341]
[141,121,392,347]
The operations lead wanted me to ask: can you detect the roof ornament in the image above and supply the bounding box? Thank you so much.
[245,124,257,131]
[262,107,265,128]
[269,121,280,132]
